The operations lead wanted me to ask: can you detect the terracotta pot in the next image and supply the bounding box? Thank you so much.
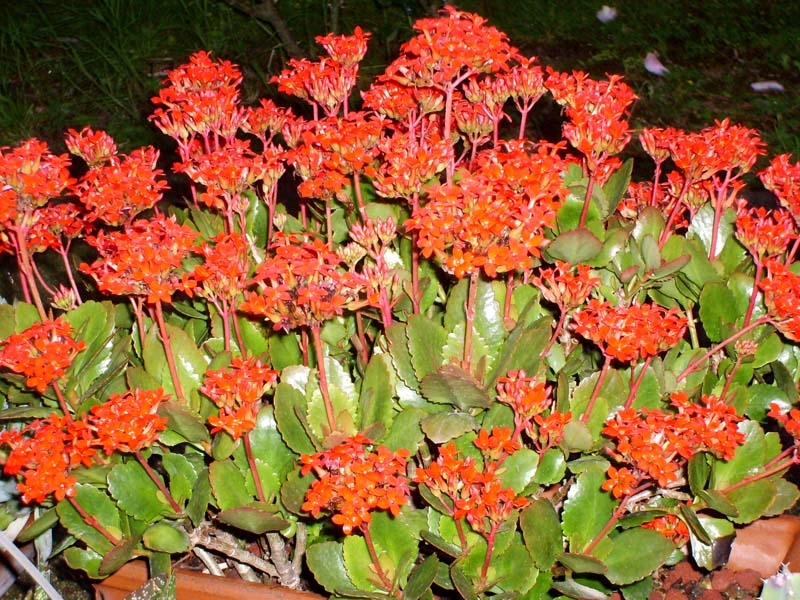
[727,515,800,577]
[94,560,325,600]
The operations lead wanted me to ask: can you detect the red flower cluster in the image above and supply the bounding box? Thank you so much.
[531,261,600,312]
[406,141,565,278]
[300,435,410,535]
[769,402,800,441]
[760,259,800,341]
[0,388,169,503]
[0,319,86,394]
[735,200,796,261]
[81,216,199,304]
[191,232,251,306]
[601,392,745,498]
[201,357,278,439]
[414,437,528,536]
[572,300,687,363]
[642,514,690,543]
[240,233,371,331]
[760,154,800,217]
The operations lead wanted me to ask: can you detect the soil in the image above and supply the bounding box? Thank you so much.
[615,561,764,600]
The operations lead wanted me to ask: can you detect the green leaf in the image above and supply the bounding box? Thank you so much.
[407,314,447,382]
[247,406,297,487]
[63,301,121,399]
[687,454,710,495]
[487,316,551,388]
[698,283,737,342]
[274,380,316,454]
[158,401,210,444]
[143,322,207,402]
[307,541,360,596]
[420,411,477,444]
[556,552,607,575]
[268,330,302,371]
[217,503,290,533]
[450,564,478,600]
[387,323,421,391]
[520,498,562,570]
[404,555,439,600]
[551,577,608,600]
[360,353,396,431]
[63,546,104,579]
[689,516,734,570]
[725,478,778,524]
[162,453,198,506]
[688,204,734,260]
[186,467,210,527]
[695,490,738,518]
[604,528,674,585]
[753,333,783,368]
[679,504,711,545]
[621,577,654,600]
[420,530,462,558]
[765,479,800,517]
[562,465,615,553]
[420,364,492,410]
[209,459,252,509]
[369,509,420,586]
[747,384,789,422]
[498,449,539,493]
[380,407,425,453]
[603,158,633,217]
[281,470,314,515]
[107,460,172,521]
[17,508,58,543]
[546,228,604,264]
[56,484,121,554]
[488,542,538,593]
[473,278,508,365]
[99,536,139,576]
[143,523,190,553]
[711,421,779,488]
[307,356,358,439]
[534,448,567,485]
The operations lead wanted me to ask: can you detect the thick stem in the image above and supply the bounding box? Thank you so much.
[310,324,337,434]
[243,433,267,503]
[135,451,182,514]
[462,271,480,372]
[583,493,632,555]
[14,227,48,320]
[52,384,72,418]
[363,523,401,598]
[266,532,303,589]
[67,496,120,546]
[578,171,597,229]
[721,457,796,494]
[581,357,611,423]
[153,300,187,405]
[708,171,733,260]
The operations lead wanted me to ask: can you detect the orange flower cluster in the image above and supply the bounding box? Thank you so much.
[406,141,565,279]
[73,143,168,226]
[81,216,198,304]
[760,154,800,217]
[642,514,690,544]
[531,261,600,312]
[769,403,800,441]
[240,233,371,331]
[0,319,86,394]
[414,437,528,536]
[300,435,410,535]
[0,388,169,503]
[192,232,251,306]
[201,357,278,439]
[274,28,370,117]
[65,126,117,168]
[601,392,745,498]
[735,200,797,261]
[88,388,169,454]
[572,299,687,363]
[372,128,452,201]
[760,259,800,342]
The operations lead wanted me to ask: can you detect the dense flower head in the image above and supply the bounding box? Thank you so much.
[0,318,86,394]
[532,261,600,312]
[602,392,745,497]
[300,435,410,534]
[73,146,168,226]
[89,388,170,454]
[81,215,199,304]
[759,259,800,341]
[25,202,87,254]
[735,200,796,260]
[642,514,690,544]
[496,370,552,419]
[202,357,278,439]
[502,55,547,114]
[241,98,290,146]
[240,232,372,330]
[382,6,516,90]
[0,413,92,503]
[572,300,687,363]
[151,50,244,145]
[760,154,800,218]
[64,126,118,168]
[191,232,251,305]
[361,80,419,122]
[769,402,800,441]
[373,128,453,200]
[0,139,74,226]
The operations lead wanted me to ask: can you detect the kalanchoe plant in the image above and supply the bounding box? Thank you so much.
[1,6,800,600]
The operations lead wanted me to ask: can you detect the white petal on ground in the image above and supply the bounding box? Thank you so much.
[644,51,670,76]
[596,5,618,23]
[751,80,785,92]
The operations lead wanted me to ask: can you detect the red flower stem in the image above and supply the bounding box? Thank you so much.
[134,451,182,514]
[517,107,530,140]
[582,493,631,555]
[676,316,771,382]
[67,496,121,546]
[764,447,795,470]
[721,457,796,494]
[310,324,337,434]
[578,171,597,229]
[541,310,566,359]
[57,246,83,304]
[650,161,663,206]
[410,193,421,314]
[624,356,653,410]
[455,518,468,551]
[720,355,743,404]
[708,170,733,260]
[658,178,691,249]
[580,356,611,423]
[31,260,56,297]
[786,236,800,264]
[353,171,366,221]
[219,303,232,353]
[503,273,515,323]
[300,329,309,367]
[480,522,501,584]
[325,199,333,249]
[362,523,400,598]
[743,260,763,327]
[355,313,370,365]
[243,433,267,503]
[14,227,47,321]
[153,300,187,405]
[52,383,72,418]
[462,271,480,372]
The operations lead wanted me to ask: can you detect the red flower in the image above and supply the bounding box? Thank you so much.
[532,261,600,312]
[65,126,117,168]
[760,154,800,219]
[0,319,86,394]
[89,388,170,454]
[760,259,800,341]
[642,514,690,544]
